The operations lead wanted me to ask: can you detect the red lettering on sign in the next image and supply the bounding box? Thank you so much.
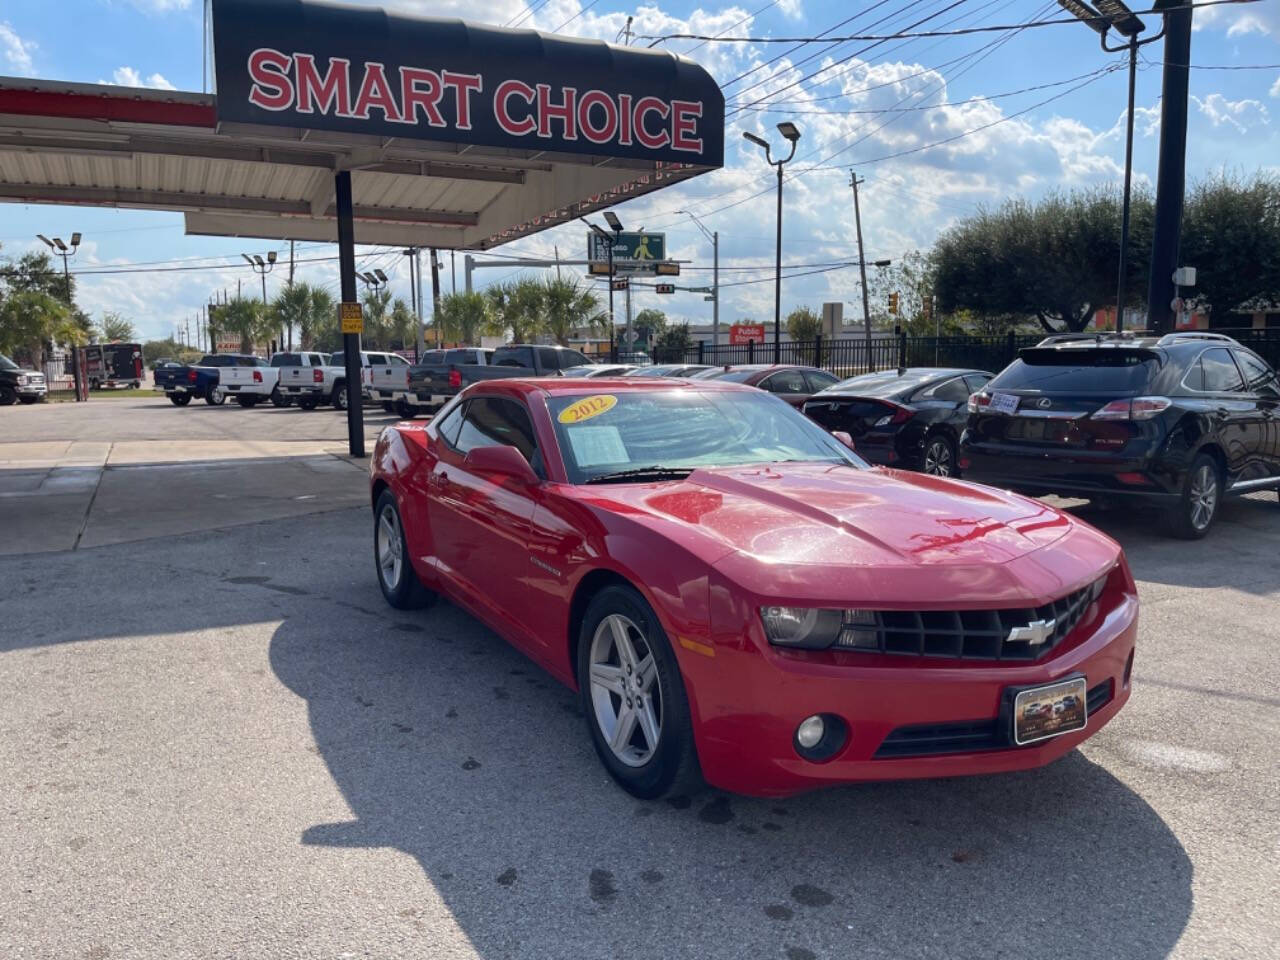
[577,89,618,145]
[632,96,670,149]
[494,79,536,136]
[399,67,446,127]
[294,53,351,116]
[671,100,702,154]
[352,62,402,122]
[617,94,633,145]
[537,84,577,140]
[443,72,482,130]
[247,48,294,112]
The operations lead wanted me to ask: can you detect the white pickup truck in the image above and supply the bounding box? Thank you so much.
[277,350,406,411]
[217,354,294,407]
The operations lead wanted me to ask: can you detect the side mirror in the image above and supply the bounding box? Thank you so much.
[833,430,856,450]
[464,444,539,485]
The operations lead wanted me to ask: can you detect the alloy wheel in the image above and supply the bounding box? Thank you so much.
[588,613,662,768]
[923,439,953,476]
[376,504,403,590]
[1189,464,1218,531]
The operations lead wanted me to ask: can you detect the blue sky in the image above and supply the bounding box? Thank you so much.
[1,0,1278,342]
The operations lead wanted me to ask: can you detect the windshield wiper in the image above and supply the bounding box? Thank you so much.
[584,466,694,485]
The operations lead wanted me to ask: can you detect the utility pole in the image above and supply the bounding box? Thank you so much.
[1147,0,1193,334]
[851,171,874,351]
[451,250,456,295]
[415,249,426,354]
[429,247,442,346]
[287,239,295,349]
[624,278,633,356]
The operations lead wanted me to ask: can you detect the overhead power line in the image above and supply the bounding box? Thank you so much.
[642,1,1258,45]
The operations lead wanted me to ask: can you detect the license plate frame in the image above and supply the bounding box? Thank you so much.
[989,392,1020,415]
[1009,675,1088,746]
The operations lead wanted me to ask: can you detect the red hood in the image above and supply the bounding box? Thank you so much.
[570,463,1119,607]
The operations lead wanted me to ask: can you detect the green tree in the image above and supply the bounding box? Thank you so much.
[1179,172,1280,324]
[933,187,1154,332]
[0,251,75,304]
[360,287,394,348]
[485,276,545,342]
[653,322,692,361]
[436,291,491,345]
[785,305,822,341]
[542,275,607,346]
[97,311,137,343]
[0,290,71,365]
[388,297,417,350]
[218,296,268,353]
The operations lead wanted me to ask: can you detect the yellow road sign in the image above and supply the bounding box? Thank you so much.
[340,302,363,334]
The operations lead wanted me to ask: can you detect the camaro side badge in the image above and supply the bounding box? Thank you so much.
[1007,618,1056,646]
[530,556,561,577]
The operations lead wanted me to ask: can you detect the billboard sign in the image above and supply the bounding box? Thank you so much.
[588,232,666,263]
[729,323,765,344]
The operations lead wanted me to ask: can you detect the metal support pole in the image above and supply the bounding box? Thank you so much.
[624,278,633,356]
[415,249,426,355]
[607,239,616,360]
[1115,35,1138,333]
[429,248,442,346]
[852,171,873,352]
[774,163,783,363]
[1147,3,1193,334]
[712,231,720,349]
[335,170,365,458]
[464,254,475,294]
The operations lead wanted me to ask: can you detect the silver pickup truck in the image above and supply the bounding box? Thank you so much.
[277,350,406,411]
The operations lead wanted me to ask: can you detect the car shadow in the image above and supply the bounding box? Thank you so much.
[269,597,1193,960]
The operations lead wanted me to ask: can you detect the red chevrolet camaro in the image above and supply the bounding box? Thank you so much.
[369,378,1137,798]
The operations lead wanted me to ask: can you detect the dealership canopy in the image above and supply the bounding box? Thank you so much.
[0,0,725,250]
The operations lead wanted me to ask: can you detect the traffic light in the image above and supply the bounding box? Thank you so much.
[888,291,899,315]
[922,295,932,323]
[655,283,676,294]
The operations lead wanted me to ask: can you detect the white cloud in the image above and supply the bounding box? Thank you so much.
[104,66,177,91]
[1193,93,1270,133]
[1271,75,1280,98]
[127,0,194,12]
[0,21,36,77]
[1196,4,1280,38]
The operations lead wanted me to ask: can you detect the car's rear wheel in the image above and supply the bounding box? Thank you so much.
[298,397,317,410]
[270,386,290,408]
[578,585,700,799]
[205,386,225,406]
[169,393,191,406]
[235,396,256,408]
[395,399,416,419]
[922,435,956,477]
[333,382,349,411]
[373,490,435,610]
[1170,453,1221,539]
[381,401,394,412]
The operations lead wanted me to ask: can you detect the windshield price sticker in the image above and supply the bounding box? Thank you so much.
[558,395,617,424]
[989,392,1020,415]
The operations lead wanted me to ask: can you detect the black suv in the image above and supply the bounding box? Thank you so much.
[960,332,1280,538]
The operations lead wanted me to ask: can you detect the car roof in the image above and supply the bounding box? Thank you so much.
[476,377,760,398]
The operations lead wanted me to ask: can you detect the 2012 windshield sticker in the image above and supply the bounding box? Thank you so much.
[558,395,617,424]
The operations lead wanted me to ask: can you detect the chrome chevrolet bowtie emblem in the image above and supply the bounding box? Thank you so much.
[1008,618,1056,645]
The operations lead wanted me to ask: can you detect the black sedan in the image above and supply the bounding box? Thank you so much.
[802,368,992,476]
[960,332,1280,538]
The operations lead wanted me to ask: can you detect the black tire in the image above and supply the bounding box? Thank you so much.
[577,585,701,800]
[332,382,349,411]
[381,401,395,412]
[0,384,15,406]
[373,490,435,610]
[18,396,40,404]
[921,434,957,477]
[1169,452,1222,539]
[298,397,318,411]
[395,399,416,419]
[169,393,192,406]
[204,385,225,406]
[270,386,290,408]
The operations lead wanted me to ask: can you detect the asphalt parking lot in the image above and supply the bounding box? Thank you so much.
[2,398,1277,959]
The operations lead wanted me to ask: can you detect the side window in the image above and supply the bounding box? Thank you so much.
[496,347,534,368]
[390,355,409,366]
[805,370,840,392]
[564,350,591,367]
[964,374,991,393]
[330,353,344,366]
[1235,351,1280,399]
[433,401,466,447]
[931,378,969,403]
[1201,348,1246,393]
[537,347,562,371]
[235,356,257,367]
[368,353,387,366]
[762,369,807,394]
[454,397,541,470]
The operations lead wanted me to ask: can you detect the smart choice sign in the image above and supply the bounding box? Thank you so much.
[211,0,724,168]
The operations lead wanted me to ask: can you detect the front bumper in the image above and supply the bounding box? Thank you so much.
[17,382,47,397]
[687,594,1137,797]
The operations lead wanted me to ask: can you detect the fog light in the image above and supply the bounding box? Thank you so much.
[796,715,825,749]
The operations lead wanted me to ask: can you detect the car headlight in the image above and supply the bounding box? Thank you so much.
[760,606,845,649]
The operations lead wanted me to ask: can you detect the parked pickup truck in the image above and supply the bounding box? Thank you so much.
[379,347,493,417]
[153,354,248,406]
[277,350,405,411]
[218,354,275,407]
[0,353,47,405]
[406,343,591,411]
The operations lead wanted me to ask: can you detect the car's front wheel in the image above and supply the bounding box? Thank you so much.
[332,382,349,410]
[922,435,956,477]
[373,490,435,610]
[298,397,318,410]
[1170,453,1221,539]
[270,386,290,408]
[0,384,16,406]
[169,393,191,406]
[204,386,225,406]
[578,585,700,800]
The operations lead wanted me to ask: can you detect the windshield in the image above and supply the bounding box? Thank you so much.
[0,354,18,371]
[714,367,769,383]
[992,349,1159,394]
[826,370,938,397]
[546,388,863,484]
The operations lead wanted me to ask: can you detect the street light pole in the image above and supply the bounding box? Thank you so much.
[744,123,801,363]
[242,251,278,352]
[37,232,83,400]
[676,211,719,348]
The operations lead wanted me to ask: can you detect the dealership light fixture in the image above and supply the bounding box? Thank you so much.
[742,131,769,150]
[742,123,801,362]
[603,211,624,232]
[1094,0,1145,37]
[373,268,388,283]
[1056,0,1109,36]
[776,121,800,143]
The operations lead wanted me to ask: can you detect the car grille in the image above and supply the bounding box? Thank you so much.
[836,581,1100,661]
[872,679,1115,759]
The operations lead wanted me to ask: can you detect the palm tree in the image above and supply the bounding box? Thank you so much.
[271,283,311,351]
[361,287,393,348]
[219,296,268,353]
[388,297,416,349]
[542,275,607,346]
[486,275,546,342]
[306,287,336,350]
[436,291,490,345]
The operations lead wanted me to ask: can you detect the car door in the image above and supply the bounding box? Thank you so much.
[427,395,543,645]
[758,368,809,407]
[917,375,972,430]
[1195,347,1259,478]
[1233,349,1280,474]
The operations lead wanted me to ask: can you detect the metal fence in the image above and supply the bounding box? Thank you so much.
[588,327,1280,379]
[40,352,80,401]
